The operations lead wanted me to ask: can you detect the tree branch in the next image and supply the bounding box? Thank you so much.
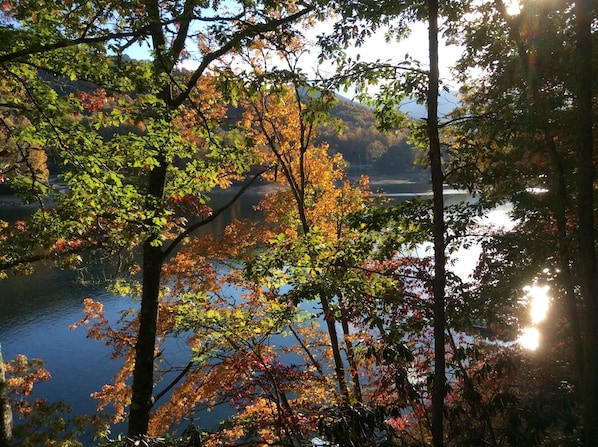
[0,30,151,64]
[161,168,269,260]
[174,6,315,109]
[152,361,195,406]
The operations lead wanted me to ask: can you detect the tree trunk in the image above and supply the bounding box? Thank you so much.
[544,136,585,382]
[296,181,351,403]
[574,0,598,443]
[340,306,363,403]
[427,0,446,445]
[0,344,13,447]
[128,157,169,437]
[321,295,351,401]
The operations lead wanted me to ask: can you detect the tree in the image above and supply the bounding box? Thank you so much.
[230,39,472,446]
[70,39,383,443]
[317,1,463,444]
[0,345,11,447]
[1,353,96,446]
[224,41,423,444]
[426,0,448,443]
[0,0,321,438]
[573,0,598,441]
[237,68,369,431]
[446,0,597,442]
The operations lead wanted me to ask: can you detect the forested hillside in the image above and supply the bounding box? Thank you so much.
[321,98,422,176]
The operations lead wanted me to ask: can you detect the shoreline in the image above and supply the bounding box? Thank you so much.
[0,173,432,207]
[0,195,42,207]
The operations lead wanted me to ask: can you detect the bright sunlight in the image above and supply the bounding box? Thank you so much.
[518,285,550,350]
[519,327,540,350]
[505,0,521,15]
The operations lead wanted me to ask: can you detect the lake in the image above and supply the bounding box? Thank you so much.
[0,180,477,442]
[0,185,272,437]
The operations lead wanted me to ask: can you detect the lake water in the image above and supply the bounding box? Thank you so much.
[0,186,271,437]
[0,181,478,441]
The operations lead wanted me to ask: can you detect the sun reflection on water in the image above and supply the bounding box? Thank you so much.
[518,285,550,350]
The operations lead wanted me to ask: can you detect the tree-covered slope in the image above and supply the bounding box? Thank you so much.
[320,97,423,176]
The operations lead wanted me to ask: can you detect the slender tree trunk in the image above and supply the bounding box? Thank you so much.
[128,157,169,437]
[427,0,446,445]
[297,194,351,402]
[340,306,363,403]
[321,295,351,401]
[575,0,598,443]
[0,344,12,447]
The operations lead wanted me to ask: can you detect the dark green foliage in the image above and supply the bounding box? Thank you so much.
[99,424,204,447]
[318,404,406,447]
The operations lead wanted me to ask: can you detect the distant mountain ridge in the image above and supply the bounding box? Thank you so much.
[323,90,459,176]
[334,89,460,119]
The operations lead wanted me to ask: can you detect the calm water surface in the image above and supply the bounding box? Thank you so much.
[1,181,469,439]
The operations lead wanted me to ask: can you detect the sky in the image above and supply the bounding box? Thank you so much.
[296,20,465,117]
[300,21,465,93]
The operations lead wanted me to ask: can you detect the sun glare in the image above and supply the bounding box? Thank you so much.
[518,285,550,350]
[505,0,521,15]
[525,285,550,324]
[519,327,540,350]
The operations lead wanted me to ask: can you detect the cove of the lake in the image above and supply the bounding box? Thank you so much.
[0,178,486,442]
